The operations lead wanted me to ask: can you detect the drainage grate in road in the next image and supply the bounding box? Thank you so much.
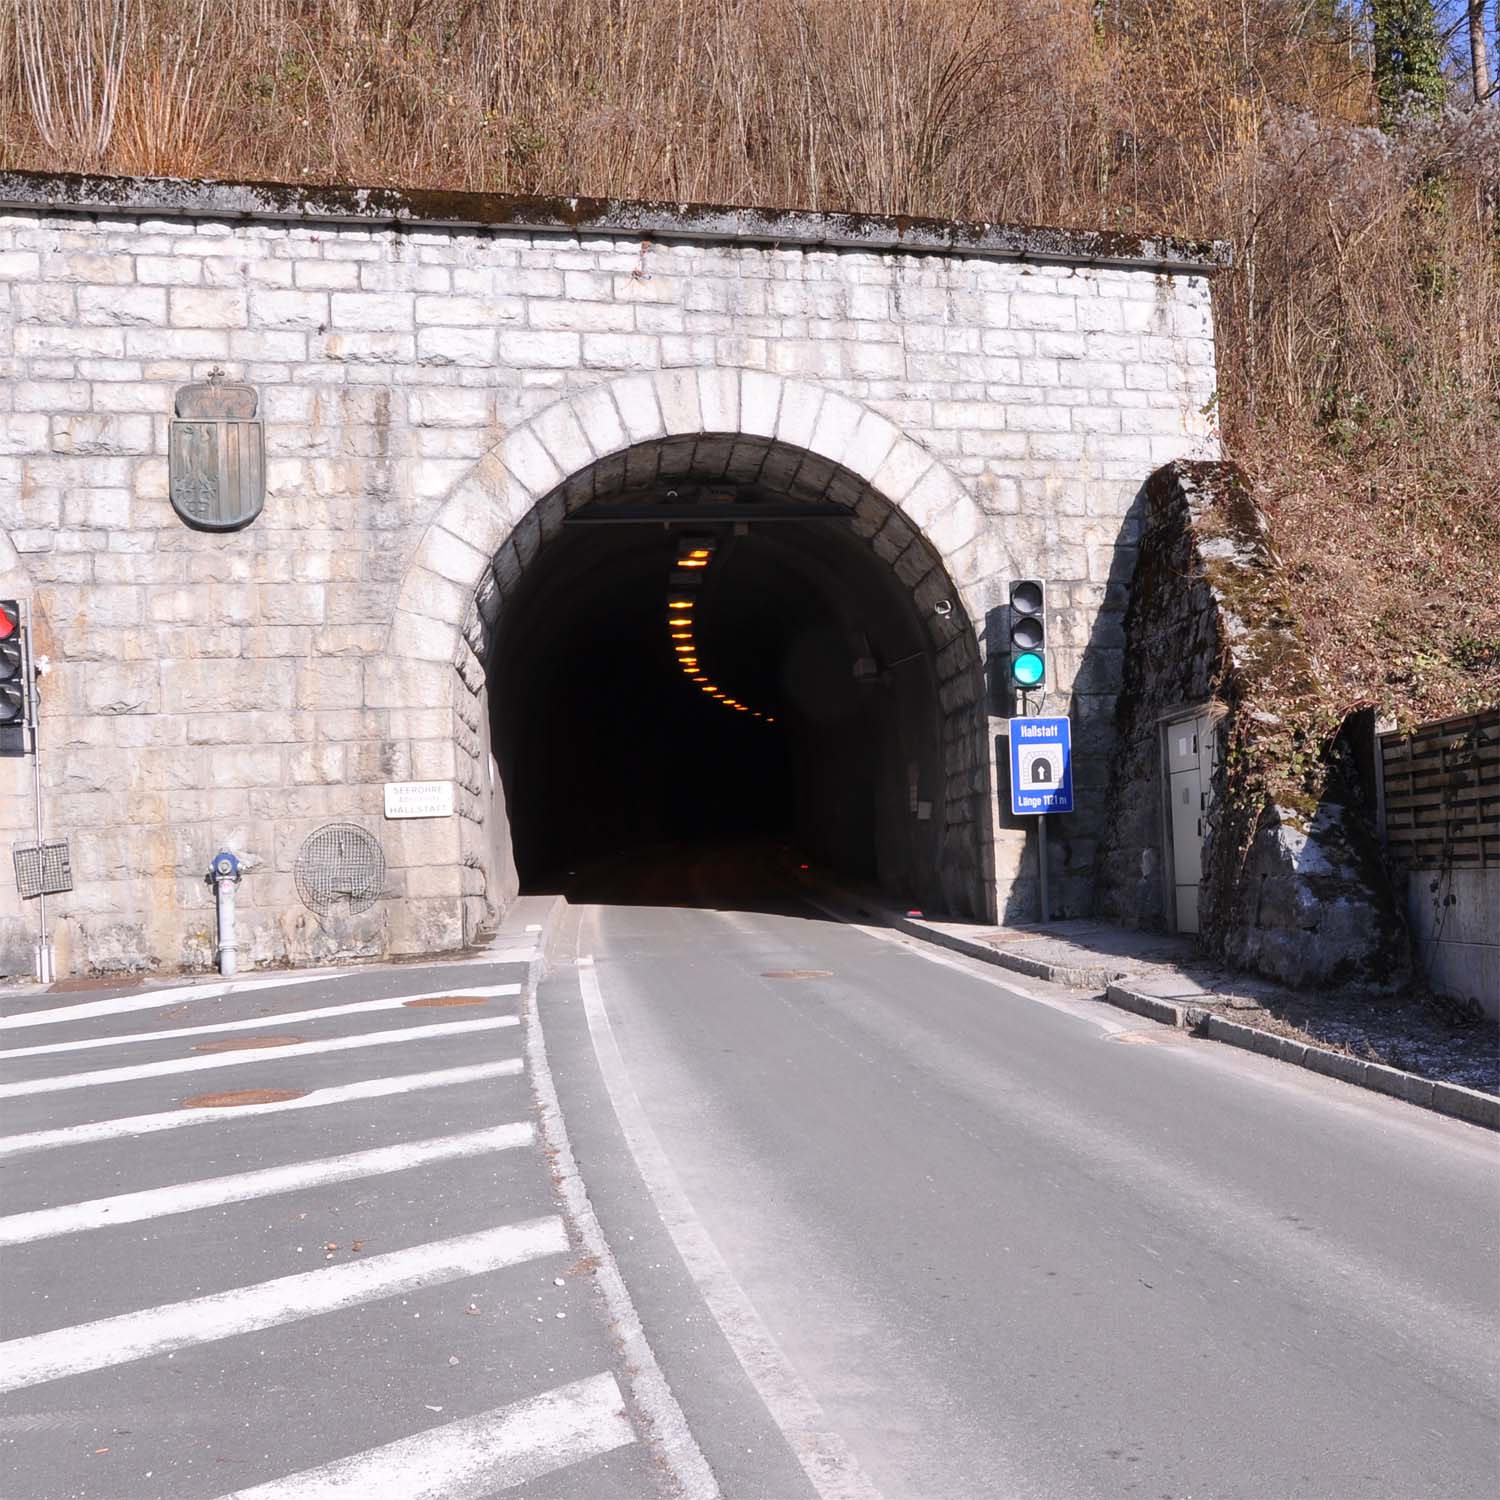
[191,1036,304,1053]
[760,970,834,979]
[403,995,491,1008]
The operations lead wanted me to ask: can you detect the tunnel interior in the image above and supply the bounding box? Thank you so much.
[483,435,984,915]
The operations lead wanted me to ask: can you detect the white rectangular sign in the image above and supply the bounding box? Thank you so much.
[383,780,454,820]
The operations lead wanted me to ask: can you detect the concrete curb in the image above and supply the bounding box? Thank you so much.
[892,912,1499,1133]
[1194,1010,1500,1130]
[889,914,1118,990]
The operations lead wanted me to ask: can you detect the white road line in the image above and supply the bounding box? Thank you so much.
[0,1060,524,1160]
[0,1017,518,1100]
[443,947,539,965]
[212,1372,633,1500]
[0,1216,568,1393]
[575,941,884,1500]
[0,985,521,1060]
[0,1123,534,1246]
[529,937,720,1500]
[0,971,350,1032]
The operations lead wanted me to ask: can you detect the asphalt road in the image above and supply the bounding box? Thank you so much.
[4,853,1497,1500]
[0,920,676,1500]
[543,850,1500,1500]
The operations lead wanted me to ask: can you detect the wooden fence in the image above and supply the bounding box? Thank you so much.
[1378,709,1499,869]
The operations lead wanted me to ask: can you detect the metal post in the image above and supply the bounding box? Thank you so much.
[23,599,50,983]
[1037,813,1050,924]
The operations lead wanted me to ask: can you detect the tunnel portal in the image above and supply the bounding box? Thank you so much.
[483,435,987,916]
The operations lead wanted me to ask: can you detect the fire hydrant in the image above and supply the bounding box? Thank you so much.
[211,849,242,977]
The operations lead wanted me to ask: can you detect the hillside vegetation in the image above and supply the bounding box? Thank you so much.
[2,0,1496,728]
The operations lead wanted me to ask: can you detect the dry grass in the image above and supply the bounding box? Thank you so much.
[1,0,1496,725]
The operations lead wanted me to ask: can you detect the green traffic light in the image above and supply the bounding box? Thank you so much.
[1011,651,1045,688]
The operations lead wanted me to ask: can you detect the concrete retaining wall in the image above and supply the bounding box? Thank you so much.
[1408,868,1499,1019]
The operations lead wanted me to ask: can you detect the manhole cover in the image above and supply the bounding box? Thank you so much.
[48,975,144,994]
[760,970,834,980]
[180,1088,307,1109]
[294,823,386,918]
[191,1035,303,1053]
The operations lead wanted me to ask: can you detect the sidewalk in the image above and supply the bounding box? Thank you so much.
[813,887,1498,1131]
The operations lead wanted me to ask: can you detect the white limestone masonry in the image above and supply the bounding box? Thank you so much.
[0,178,1220,977]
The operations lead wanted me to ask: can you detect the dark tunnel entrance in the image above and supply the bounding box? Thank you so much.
[483,435,989,917]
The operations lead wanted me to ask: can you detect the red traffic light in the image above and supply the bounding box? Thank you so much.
[1,598,27,735]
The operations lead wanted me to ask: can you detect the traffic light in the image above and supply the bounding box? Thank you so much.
[1007,580,1047,692]
[1,598,28,755]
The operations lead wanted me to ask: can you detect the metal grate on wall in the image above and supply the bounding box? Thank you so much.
[12,839,73,899]
[293,823,387,917]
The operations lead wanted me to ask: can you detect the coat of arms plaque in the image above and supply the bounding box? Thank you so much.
[169,370,265,531]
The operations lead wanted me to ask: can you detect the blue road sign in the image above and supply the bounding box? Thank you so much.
[1009,716,1073,815]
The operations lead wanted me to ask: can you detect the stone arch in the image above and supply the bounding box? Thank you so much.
[380,369,1001,940]
[392,370,991,663]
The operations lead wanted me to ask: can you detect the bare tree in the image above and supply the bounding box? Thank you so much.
[1471,0,1494,101]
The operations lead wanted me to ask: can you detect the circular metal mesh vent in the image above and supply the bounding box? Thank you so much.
[294,823,386,917]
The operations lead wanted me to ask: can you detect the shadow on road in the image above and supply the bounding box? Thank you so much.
[529,840,864,923]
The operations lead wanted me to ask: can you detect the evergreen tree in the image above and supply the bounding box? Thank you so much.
[1370,0,1447,126]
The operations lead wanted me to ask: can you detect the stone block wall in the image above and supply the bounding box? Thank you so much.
[0,174,1220,977]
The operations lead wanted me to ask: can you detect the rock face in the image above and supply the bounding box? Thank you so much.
[0,172,1223,978]
[1095,461,1407,989]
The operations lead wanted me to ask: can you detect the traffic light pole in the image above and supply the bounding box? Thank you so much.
[23,599,50,983]
[1019,684,1050,925]
[1037,813,1050,924]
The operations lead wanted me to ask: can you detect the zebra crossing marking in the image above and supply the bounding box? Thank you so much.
[0,1016,518,1099]
[0,984,520,1061]
[0,1217,569,1392]
[212,1372,634,1499]
[0,1123,535,1246]
[0,971,351,1032]
[0,1059,524,1159]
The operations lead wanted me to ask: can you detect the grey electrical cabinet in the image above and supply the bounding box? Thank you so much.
[1163,712,1219,934]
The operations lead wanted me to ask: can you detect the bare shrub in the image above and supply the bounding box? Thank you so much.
[0,0,1493,720]
[12,0,131,163]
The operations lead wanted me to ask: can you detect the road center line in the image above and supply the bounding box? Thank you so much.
[211,1372,633,1499]
[0,1123,535,1246]
[0,985,521,1060]
[0,1216,569,1393]
[0,1018,518,1100]
[0,1060,525,1159]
